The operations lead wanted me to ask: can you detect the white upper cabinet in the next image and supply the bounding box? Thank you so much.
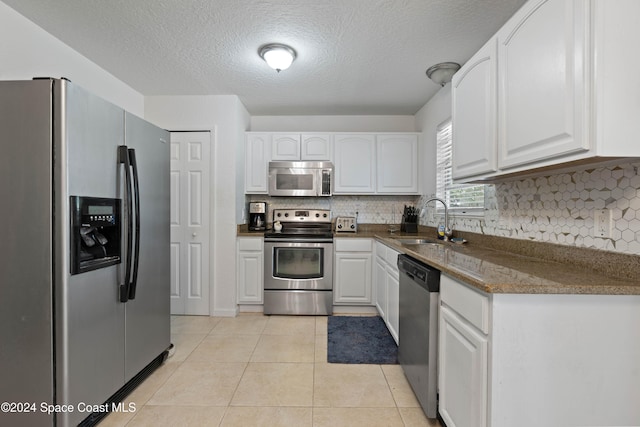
[333,134,376,194]
[497,0,589,170]
[334,133,419,195]
[452,38,498,180]
[271,133,301,160]
[589,0,640,157]
[301,134,333,161]
[245,133,271,194]
[376,134,419,194]
[271,133,332,161]
[245,131,419,194]
[453,0,640,182]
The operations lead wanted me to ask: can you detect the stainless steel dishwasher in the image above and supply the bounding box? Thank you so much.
[397,254,441,419]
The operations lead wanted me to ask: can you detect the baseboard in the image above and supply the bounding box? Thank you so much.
[235,305,378,316]
[332,306,378,315]
[238,304,264,313]
[212,307,239,317]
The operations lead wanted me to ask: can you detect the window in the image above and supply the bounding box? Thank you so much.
[436,120,484,214]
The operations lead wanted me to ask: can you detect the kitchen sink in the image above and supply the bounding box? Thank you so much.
[393,238,440,245]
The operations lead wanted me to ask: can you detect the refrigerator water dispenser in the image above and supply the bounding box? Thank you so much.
[70,196,122,274]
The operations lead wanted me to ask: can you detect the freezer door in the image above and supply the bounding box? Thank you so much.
[55,80,127,427]
[123,112,171,381]
[0,80,55,427]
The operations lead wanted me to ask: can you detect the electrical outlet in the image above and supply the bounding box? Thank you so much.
[594,209,612,238]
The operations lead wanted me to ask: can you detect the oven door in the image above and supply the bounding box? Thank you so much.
[264,240,333,290]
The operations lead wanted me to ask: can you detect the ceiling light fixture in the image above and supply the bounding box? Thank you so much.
[258,43,297,72]
[426,62,461,86]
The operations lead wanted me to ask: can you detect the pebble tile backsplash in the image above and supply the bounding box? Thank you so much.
[247,160,640,255]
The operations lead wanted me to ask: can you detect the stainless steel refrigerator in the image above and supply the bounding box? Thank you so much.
[0,78,171,427]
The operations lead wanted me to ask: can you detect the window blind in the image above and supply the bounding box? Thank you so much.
[436,120,485,213]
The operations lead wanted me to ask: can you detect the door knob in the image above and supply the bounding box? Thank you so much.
[192,232,197,237]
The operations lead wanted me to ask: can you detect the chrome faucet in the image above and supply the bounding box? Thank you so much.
[420,197,453,241]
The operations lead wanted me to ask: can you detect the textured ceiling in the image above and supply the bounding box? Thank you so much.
[3,0,527,115]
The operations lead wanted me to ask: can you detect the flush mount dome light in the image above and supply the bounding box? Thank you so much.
[426,62,461,86]
[259,43,297,72]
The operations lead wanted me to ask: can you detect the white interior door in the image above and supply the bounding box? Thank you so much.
[170,131,211,315]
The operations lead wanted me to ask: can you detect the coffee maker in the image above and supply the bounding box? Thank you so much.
[248,201,267,231]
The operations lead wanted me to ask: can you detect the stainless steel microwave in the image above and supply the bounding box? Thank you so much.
[268,161,333,197]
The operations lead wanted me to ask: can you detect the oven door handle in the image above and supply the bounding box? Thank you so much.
[264,238,334,244]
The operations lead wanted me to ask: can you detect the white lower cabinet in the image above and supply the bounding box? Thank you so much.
[439,274,489,427]
[439,306,488,427]
[236,237,264,304]
[374,257,387,318]
[439,272,640,427]
[374,240,401,344]
[333,238,373,304]
[386,264,399,344]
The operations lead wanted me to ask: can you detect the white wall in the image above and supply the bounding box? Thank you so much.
[414,85,452,197]
[0,1,143,116]
[145,95,250,317]
[250,115,416,132]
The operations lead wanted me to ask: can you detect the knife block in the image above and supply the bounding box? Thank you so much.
[400,216,418,233]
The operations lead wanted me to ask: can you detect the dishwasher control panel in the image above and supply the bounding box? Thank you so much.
[335,216,357,233]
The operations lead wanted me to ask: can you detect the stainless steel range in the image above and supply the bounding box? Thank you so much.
[264,209,333,315]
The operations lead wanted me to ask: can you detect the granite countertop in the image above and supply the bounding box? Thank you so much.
[376,235,640,295]
[238,223,640,295]
[237,229,267,237]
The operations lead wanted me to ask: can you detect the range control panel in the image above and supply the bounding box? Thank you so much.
[335,216,357,233]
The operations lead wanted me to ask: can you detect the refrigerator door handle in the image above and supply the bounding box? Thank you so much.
[118,145,133,303]
[127,148,141,300]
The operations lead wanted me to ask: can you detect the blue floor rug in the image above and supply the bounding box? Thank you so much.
[327,316,398,364]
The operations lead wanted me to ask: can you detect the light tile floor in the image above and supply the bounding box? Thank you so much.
[101,314,441,427]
